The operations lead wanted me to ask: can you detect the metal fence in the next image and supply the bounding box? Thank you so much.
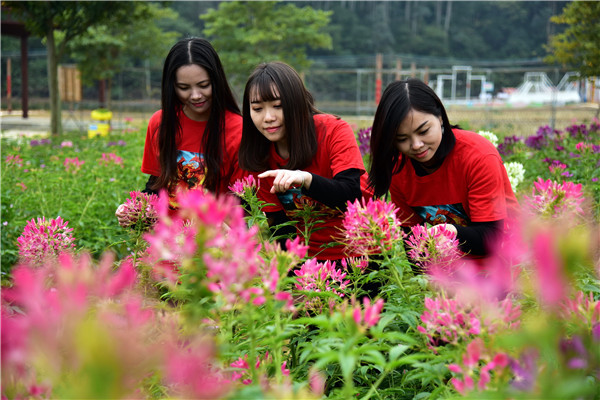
[2,51,599,136]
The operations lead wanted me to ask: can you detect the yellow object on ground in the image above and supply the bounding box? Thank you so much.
[88,109,112,138]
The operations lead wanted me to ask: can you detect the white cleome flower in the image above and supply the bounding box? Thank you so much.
[477,130,499,147]
[504,161,526,193]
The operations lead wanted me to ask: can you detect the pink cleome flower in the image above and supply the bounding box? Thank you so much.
[448,338,510,395]
[5,154,23,168]
[118,191,159,230]
[16,216,76,267]
[343,197,402,255]
[144,189,263,307]
[523,178,584,218]
[98,152,124,167]
[63,157,85,173]
[352,297,385,328]
[228,175,258,197]
[294,258,350,298]
[405,224,461,271]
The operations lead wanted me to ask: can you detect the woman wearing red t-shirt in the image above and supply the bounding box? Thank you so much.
[238,62,371,261]
[116,38,243,224]
[369,79,519,257]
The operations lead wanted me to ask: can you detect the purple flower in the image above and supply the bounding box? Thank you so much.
[560,336,589,370]
[509,349,538,392]
[497,135,521,156]
[357,127,372,157]
[592,323,600,341]
[524,134,547,150]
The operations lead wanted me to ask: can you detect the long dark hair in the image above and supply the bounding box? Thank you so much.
[369,78,456,198]
[153,37,240,192]
[239,62,319,172]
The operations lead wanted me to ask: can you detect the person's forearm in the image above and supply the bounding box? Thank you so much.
[454,220,503,256]
[303,168,362,210]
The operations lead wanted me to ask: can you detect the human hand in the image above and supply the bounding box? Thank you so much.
[258,169,311,193]
[115,203,134,228]
[427,223,458,246]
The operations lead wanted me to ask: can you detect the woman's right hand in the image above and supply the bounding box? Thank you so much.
[115,203,132,227]
[258,169,312,193]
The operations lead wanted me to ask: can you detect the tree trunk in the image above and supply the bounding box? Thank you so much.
[444,1,453,36]
[47,26,62,135]
[99,79,106,108]
[106,77,112,109]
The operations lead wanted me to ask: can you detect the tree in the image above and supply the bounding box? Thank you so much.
[545,1,600,78]
[67,3,180,108]
[3,1,149,135]
[201,1,332,89]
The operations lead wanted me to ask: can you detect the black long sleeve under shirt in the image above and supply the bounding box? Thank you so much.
[265,168,363,250]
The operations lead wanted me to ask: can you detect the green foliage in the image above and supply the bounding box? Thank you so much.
[201,1,332,88]
[1,117,599,399]
[545,1,600,78]
[66,3,180,85]
[4,1,141,59]
[0,125,147,276]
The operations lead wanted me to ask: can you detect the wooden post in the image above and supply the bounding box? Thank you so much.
[424,66,430,85]
[375,53,382,104]
[410,62,417,78]
[395,58,402,81]
[21,33,28,118]
[6,58,12,113]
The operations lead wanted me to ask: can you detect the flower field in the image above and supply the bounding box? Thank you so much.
[1,118,599,399]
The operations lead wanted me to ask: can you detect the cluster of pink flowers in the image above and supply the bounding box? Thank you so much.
[60,140,73,148]
[447,338,510,394]
[98,152,124,167]
[16,216,76,266]
[548,160,569,176]
[405,224,462,271]
[417,295,482,348]
[351,297,384,329]
[343,198,402,255]
[16,182,27,191]
[294,258,351,298]
[228,174,258,197]
[523,178,584,218]
[63,156,85,173]
[560,291,600,329]
[530,229,570,308]
[5,154,23,168]
[117,191,159,231]
[417,292,522,350]
[165,337,232,399]
[144,189,284,310]
[575,142,593,153]
[2,253,230,399]
[230,352,290,385]
[340,256,369,272]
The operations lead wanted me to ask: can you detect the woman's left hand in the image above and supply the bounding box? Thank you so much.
[258,169,312,193]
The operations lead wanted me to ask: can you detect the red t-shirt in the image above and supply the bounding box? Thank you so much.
[259,113,369,260]
[141,109,244,205]
[389,129,519,228]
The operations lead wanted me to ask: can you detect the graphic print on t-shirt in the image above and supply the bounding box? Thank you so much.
[276,188,339,218]
[413,203,469,227]
[169,150,206,207]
